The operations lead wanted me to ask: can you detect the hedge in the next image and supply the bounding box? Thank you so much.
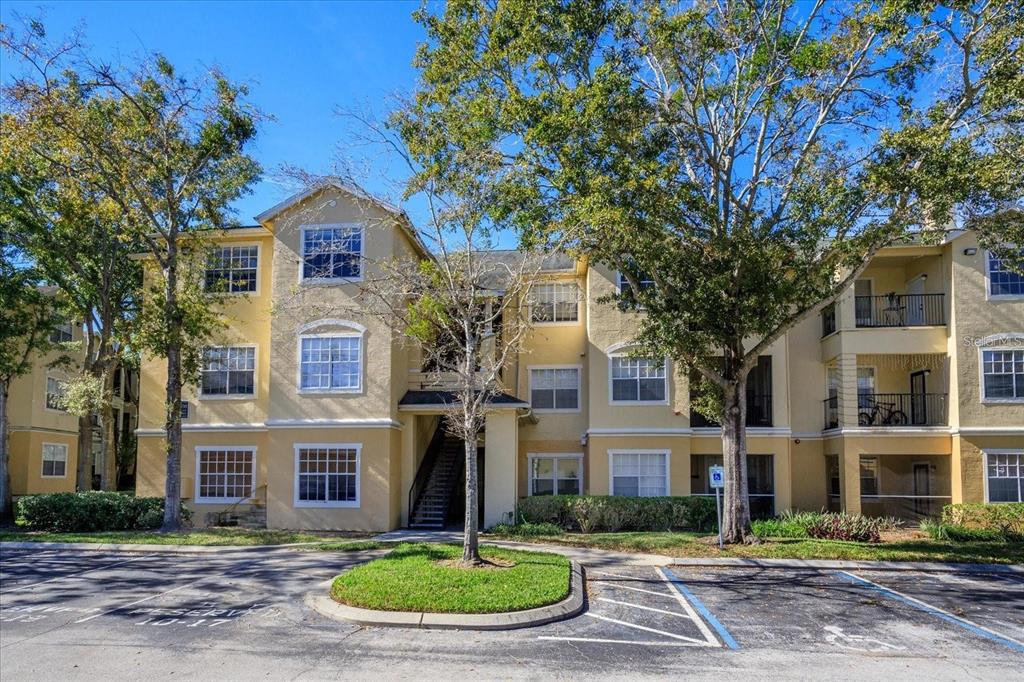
[517,495,716,533]
[17,492,189,532]
[941,503,1024,541]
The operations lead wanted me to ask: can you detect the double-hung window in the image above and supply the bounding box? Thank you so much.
[205,245,258,293]
[529,455,583,496]
[529,367,580,411]
[302,225,363,281]
[986,451,1024,503]
[195,448,255,502]
[300,336,362,392]
[531,283,579,323]
[45,376,66,411]
[41,443,68,477]
[50,321,73,343]
[982,349,1024,401]
[860,456,880,496]
[988,250,1024,298]
[610,356,667,403]
[200,346,256,397]
[610,451,668,497]
[295,445,360,506]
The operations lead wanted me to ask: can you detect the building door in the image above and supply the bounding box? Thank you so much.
[910,370,928,425]
[854,279,873,326]
[906,276,925,325]
[913,463,931,517]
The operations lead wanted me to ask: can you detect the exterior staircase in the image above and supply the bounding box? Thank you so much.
[409,428,464,530]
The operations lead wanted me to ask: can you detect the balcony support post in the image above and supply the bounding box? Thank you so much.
[837,353,859,428]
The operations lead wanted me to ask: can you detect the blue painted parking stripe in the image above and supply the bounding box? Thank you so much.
[836,571,1024,654]
[662,568,739,650]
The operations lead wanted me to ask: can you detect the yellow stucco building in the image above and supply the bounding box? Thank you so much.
[134,182,1024,531]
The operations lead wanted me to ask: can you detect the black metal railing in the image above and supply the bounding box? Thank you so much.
[856,393,948,426]
[690,392,773,428]
[854,294,945,328]
[823,396,839,430]
[821,303,837,337]
[407,421,447,526]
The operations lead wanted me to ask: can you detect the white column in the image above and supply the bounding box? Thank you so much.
[484,410,518,528]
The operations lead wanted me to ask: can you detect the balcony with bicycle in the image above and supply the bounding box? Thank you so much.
[823,355,949,430]
[855,392,947,427]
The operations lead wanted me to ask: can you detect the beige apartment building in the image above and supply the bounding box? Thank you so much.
[134,182,1024,531]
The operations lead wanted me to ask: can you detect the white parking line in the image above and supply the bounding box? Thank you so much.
[596,597,697,619]
[591,580,683,600]
[537,635,708,647]
[74,583,195,623]
[657,567,719,647]
[2,556,144,594]
[585,613,712,645]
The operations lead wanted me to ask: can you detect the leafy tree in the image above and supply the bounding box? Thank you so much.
[0,247,57,524]
[402,0,1023,541]
[1,21,260,529]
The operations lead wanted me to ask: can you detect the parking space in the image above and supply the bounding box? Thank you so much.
[1,547,1022,679]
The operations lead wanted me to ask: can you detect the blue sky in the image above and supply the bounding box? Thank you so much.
[1,0,434,226]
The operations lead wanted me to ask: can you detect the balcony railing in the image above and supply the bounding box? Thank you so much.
[823,396,838,430]
[821,303,837,337]
[854,294,945,328]
[691,393,773,428]
[857,393,948,427]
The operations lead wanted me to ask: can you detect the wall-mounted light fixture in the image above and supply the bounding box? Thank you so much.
[964,247,978,256]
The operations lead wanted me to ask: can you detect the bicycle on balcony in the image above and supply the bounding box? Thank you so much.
[858,398,908,426]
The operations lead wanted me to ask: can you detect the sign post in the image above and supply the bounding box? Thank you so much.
[709,465,725,548]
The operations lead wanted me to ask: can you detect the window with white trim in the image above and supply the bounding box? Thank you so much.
[529,455,583,496]
[988,250,1024,297]
[611,356,666,402]
[195,448,255,502]
[45,376,66,411]
[860,456,879,496]
[301,226,363,280]
[531,282,579,323]
[300,336,361,391]
[611,452,668,496]
[987,452,1024,502]
[295,445,359,506]
[530,367,579,411]
[50,320,73,343]
[41,443,67,477]
[200,346,255,396]
[982,349,1024,400]
[205,245,258,293]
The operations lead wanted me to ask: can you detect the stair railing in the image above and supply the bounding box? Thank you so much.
[408,422,448,527]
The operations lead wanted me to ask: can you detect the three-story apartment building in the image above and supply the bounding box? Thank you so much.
[135,181,1024,531]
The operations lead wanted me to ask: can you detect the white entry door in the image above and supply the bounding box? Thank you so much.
[906,276,925,325]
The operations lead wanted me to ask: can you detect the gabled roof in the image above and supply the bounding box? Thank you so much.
[254,178,430,258]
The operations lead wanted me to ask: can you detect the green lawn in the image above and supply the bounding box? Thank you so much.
[0,528,374,547]
[484,530,1024,564]
[331,542,571,613]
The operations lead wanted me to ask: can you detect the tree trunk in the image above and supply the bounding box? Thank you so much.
[461,433,483,565]
[162,344,183,531]
[721,375,754,544]
[75,413,93,491]
[0,381,13,525]
[100,370,117,491]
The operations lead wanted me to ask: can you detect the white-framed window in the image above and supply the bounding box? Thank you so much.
[41,443,68,478]
[985,450,1024,503]
[860,456,879,496]
[50,320,73,343]
[45,376,67,411]
[981,348,1024,401]
[610,355,667,404]
[294,444,360,507]
[301,225,363,281]
[299,335,362,392]
[609,450,669,497]
[200,346,256,397]
[530,282,579,323]
[529,366,580,411]
[857,366,876,409]
[205,245,259,293]
[617,271,655,295]
[194,447,256,503]
[528,454,583,496]
[987,249,1024,299]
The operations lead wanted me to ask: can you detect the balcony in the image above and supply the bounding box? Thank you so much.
[691,393,773,428]
[821,304,837,337]
[856,392,948,427]
[854,294,944,328]
[823,396,839,430]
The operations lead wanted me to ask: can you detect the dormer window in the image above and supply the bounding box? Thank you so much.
[301,225,363,281]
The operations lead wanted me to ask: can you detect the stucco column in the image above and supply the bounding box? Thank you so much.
[773,443,793,514]
[838,286,856,331]
[839,443,862,514]
[400,416,416,527]
[484,409,518,528]
[838,353,859,428]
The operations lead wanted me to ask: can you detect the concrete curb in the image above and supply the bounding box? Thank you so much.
[0,540,337,555]
[308,562,586,630]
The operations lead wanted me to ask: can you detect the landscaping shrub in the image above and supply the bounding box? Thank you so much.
[517,495,715,533]
[941,503,1024,541]
[805,511,886,543]
[920,519,1006,542]
[751,510,815,538]
[486,521,564,537]
[17,492,189,532]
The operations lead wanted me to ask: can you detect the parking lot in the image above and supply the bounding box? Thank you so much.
[1,547,1022,680]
